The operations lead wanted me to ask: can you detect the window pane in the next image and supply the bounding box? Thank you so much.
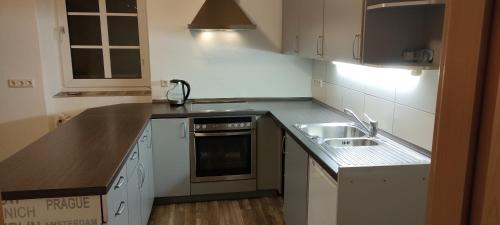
[71,49,105,79]
[66,0,99,12]
[110,49,141,78]
[106,0,138,13]
[68,16,102,45]
[107,16,139,46]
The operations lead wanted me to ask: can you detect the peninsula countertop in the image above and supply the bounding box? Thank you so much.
[0,100,429,200]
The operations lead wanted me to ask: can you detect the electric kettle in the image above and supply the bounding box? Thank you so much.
[166,79,191,106]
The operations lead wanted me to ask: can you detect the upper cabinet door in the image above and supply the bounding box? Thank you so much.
[298,0,325,59]
[283,0,300,54]
[323,0,365,63]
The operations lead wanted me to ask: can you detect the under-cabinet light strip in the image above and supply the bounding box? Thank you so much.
[367,0,445,10]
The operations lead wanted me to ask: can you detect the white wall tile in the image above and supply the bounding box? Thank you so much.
[363,78,396,101]
[312,80,326,103]
[393,104,436,150]
[364,95,395,133]
[325,83,343,110]
[312,60,438,151]
[342,89,365,117]
[396,70,440,113]
[325,62,343,85]
[331,63,365,92]
[312,60,327,81]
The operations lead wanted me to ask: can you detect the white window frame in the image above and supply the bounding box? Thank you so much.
[56,0,150,88]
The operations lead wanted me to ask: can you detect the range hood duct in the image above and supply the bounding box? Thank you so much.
[188,0,256,30]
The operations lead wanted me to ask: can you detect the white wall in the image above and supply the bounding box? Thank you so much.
[0,0,51,161]
[0,0,152,160]
[147,0,313,100]
[312,60,439,151]
[34,0,152,128]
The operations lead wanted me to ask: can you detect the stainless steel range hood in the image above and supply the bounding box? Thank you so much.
[188,0,256,30]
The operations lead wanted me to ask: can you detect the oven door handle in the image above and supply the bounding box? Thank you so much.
[194,131,252,137]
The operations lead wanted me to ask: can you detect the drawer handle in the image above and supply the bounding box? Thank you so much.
[114,176,125,190]
[130,151,138,160]
[115,201,126,216]
[282,135,287,154]
[139,163,146,189]
[141,135,147,142]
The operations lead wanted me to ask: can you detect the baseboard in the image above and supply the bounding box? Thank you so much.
[154,190,279,205]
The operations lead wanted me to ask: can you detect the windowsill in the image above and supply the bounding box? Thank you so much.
[53,90,151,98]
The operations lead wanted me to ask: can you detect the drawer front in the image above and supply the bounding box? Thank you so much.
[107,168,127,211]
[126,144,140,178]
[106,167,129,224]
[108,195,129,225]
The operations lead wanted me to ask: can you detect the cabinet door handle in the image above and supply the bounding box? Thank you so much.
[114,176,125,190]
[352,34,361,61]
[282,135,287,154]
[139,164,146,189]
[141,135,147,143]
[130,151,138,160]
[316,35,324,56]
[115,201,126,216]
[295,35,299,53]
[181,122,187,139]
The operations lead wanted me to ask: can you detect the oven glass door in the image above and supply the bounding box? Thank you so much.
[193,131,254,182]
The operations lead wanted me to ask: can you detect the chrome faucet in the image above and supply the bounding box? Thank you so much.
[344,108,378,137]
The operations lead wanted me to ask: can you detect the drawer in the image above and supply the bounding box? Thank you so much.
[105,167,128,224]
[126,144,140,178]
[108,194,129,225]
[108,167,127,208]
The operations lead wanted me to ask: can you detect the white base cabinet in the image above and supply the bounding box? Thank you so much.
[152,118,190,197]
[139,122,155,225]
[127,155,142,225]
[283,134,309,225]
[107,121,155,225]
[308,158,338,225]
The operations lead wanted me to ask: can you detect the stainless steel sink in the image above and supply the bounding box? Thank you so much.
[323,138,379,148]
[294,123,367,139]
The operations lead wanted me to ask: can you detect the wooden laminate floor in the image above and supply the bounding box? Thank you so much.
[148,197,285,225]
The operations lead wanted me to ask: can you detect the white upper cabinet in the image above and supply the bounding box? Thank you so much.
[283,0,300,54]
[298,0,325,59]
[323,0,365,63]
[283,0,445,68]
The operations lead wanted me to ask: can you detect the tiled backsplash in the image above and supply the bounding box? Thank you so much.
[312,61,439,151]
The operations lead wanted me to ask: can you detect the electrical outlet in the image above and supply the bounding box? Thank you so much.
[312,79,324,88]
[160,80,169,87]
[7,79,34,88]
[7,80,16,88]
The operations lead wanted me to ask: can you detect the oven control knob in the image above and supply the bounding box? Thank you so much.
[246,122,251,127]
[202,125,207,129]
[228,124,233,128]
[240,123,245,127]
[195,125,200,129]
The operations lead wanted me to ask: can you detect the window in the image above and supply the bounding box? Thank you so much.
[58,0,149,88]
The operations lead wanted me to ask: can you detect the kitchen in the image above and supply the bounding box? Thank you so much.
[0,0,498,225]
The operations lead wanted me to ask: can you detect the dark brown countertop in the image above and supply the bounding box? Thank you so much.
[0,100,429,200]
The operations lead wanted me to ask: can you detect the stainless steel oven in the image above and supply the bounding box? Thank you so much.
[189,116,256,183]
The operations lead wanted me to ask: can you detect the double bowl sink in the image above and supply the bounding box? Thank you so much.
[294,123,378,148]
[294,123,430,167]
